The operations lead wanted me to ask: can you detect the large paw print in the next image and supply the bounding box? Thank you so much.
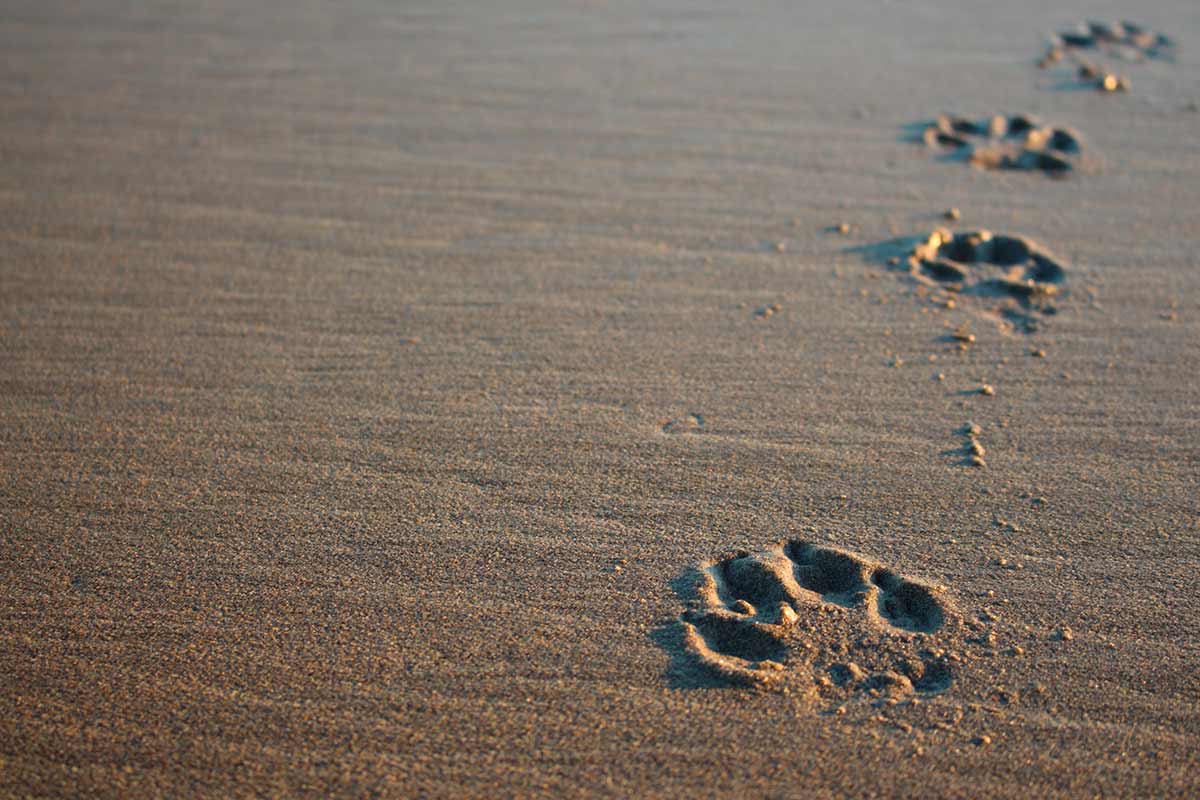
[675,541,957,700]
[1038,20,1175,92]
[907,228,1067,332]
[1050,19,1174,59]
[920,113,1084,176]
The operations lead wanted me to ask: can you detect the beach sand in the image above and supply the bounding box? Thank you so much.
[2,0,1198,796]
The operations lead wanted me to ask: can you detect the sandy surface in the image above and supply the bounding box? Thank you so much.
[2,1,1199,797]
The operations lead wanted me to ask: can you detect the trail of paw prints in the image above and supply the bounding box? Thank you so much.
[1038,20,1176,92]
[905,228,1066,333]
[674,540,959,703]
[919,113,1084,177]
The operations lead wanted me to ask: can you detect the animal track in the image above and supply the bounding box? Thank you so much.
[1044,20,1175,63]
[907,229,1067,332]
[920,113,1084,176]
[1038,21,1175,92]
[674,541,957,699]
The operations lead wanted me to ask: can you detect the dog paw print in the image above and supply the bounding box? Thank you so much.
[920,113,1084,176]
[1038,20,1175,93]
[672,540,958,700]
[907,228,1067,332]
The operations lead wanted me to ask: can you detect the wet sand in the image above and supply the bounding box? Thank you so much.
[2,1,1199,796]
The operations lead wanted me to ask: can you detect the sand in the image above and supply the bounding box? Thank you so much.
[2,0,1199,797]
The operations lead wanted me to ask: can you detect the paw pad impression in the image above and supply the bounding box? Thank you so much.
[922,113,1084,176]
[676,540,958,699]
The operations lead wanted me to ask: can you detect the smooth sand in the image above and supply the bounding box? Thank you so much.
[2,1,1199,796]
